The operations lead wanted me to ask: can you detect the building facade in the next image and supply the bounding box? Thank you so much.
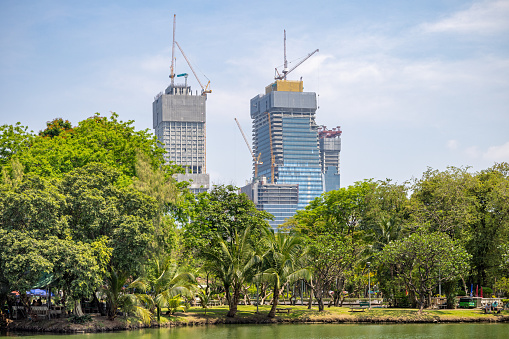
[240,177,298,229]
[319,126,342,192]
[153,83,209,193]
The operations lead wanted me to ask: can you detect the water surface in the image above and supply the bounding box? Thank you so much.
[4,323,508,339]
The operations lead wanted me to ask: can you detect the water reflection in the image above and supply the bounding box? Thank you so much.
[3,323,509,339]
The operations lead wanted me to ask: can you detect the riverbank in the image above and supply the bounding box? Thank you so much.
[7,306,509,333]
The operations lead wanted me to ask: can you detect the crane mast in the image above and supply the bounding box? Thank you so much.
[170,14,176,86]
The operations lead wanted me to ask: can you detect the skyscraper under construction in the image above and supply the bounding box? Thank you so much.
[152,15,210,193]
[241,31,342,228]
[250,79,323,210]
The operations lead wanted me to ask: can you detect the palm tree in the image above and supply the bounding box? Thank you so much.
[102,268,153,325]
[258,230,311,318]
[144,256,196,322]
[196,288,212,315]
[203,227,261,317]
[166,295,187,315]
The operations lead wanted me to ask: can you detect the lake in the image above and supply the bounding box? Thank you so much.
[3,323,508,339]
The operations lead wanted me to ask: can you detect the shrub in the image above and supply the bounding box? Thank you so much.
[482,287,493,296]
[68,314,93,324]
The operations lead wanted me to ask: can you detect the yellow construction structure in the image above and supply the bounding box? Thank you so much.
[265,80,303,94]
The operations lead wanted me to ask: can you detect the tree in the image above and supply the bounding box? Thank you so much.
[202,228,261,317]
[306,233,355,311]
[288,181,376,309]
[468,163,509,286]
[38,118,73,138]
[102,269,152,324]
[258,231,311,317]
[142,256,196,322]
[0,113,182,316]
[361,179,410,252]
[291,180,375,237]
[409,166,476,241]
[16,113,165,179]
[379,232,471,313]
[0,122,32,170]
[184,185,272,251]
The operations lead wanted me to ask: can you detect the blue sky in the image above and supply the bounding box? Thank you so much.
[1,0,508,188]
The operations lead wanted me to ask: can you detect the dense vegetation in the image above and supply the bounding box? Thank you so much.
[1,114,508,325]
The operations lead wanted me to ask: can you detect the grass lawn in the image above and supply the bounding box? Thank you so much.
[160,305,509,324]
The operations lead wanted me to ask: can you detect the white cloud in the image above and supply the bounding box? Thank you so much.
[422,0,509,34]
[483,141,509,161]
[447,140,460,150]
[465,146,482,159]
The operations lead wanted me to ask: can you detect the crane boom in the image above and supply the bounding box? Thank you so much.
[175,41,211,95]
[275,48,319,80]
[234,118,262,178]
[234,118,254,158]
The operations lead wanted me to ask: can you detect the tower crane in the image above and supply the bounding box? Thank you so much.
[169,14,176,86]
[168,14,211,96]
[175,41,211,96]
[274,30,319,80]
[234,118,262,179]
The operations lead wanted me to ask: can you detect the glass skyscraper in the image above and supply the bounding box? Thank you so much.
[250,80,324,210]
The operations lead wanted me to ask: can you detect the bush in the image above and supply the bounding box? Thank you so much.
[394,291,411,308]
[68,314,93,324]
[482,287,493,296]
[502,299,509,309]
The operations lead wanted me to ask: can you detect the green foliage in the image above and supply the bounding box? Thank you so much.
[166,295,186,315]
[291,180,375,236]
[202,227,262,318]
[0,122,32,170]
[409,166,476,239]
[379,231,471,312]
[494,278,509,297]
[482,287,493,296]
[468,163,509,286]
[68,314,93,324]
[197,288,212,310]
[15,113,165,179]
[184,185,272,253]
[142,255,196,322]
[258,231,310,317]
[0,114,181,313]
[39,118,73,138]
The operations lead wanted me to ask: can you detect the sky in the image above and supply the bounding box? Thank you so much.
[1,0,508,188]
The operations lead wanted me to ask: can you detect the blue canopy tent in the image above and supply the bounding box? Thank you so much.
[27,289,54,297]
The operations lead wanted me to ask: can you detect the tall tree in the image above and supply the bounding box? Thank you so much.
[258,231,311,317]
[409,166,476,240]
[379,231,470,313]
[305,233,355,311]
[142,256,196,322]
[468,162,509,286]
[202,228,261,317]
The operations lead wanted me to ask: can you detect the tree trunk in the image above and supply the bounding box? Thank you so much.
[74,299,84,316]
[268,281,280,318]
[307,289,313,309]
[226,289,240,318]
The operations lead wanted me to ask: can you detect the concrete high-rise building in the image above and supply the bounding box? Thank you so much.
[319,126,342,192]
[250,80,323,210]
[153,83,209,193]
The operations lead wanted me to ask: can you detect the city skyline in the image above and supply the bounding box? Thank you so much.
[1,0,508,189]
